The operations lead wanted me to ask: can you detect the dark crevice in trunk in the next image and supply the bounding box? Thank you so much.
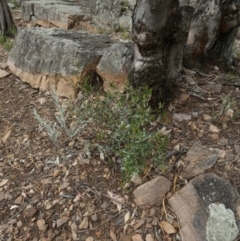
[209,28,238,68]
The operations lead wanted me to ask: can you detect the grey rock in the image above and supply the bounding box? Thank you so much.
[96,42,134,92]
[133,176,171,207]
[7,28,113,97]
[206,203,238,241]
[21,0,91,30]
[91,0,136,32]
[181,142,218,178]
[169,173,240,241]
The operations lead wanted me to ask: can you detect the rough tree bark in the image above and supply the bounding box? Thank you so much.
[130,0,240,103]
[0,0,16,36]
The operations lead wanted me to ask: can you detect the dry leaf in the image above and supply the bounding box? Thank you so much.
[146,234,154,241]
[124,212,131,223]
[72,231,77,241]
[37,219,48,232]
[37,97,47,105]
[190,121,197,131]
[41,178,52,185]
[209,124,220,133]
[79,217,88,229]
[0,179,8,187]
[85,237,94,241]
[203,114,212,121]
[10,205,19,210]
[71,223,77,232]
[160,221,176,234]
[123,223,128,233]
[73,193,81,202]
[159,126,172,136]
[2,128,12,144]
[133,220,145,230]
[107,190,125,212]
[109,229,117,241]
[100,152,104,161]
[132,234,144,241]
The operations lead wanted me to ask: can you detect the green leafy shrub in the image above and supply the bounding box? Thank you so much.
[34,85,168,180]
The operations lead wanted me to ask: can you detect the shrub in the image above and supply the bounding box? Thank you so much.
[34,85,168,180]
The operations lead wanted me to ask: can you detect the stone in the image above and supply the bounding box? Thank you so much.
[7,28,112,98]
[96,42,134,92]
[181,142,218,178]
[173,113,192,122]
[169,173,240,241]
[0,69,10,79]
[21,0,91,30]
[91,0,136,32]
[133,176,171,207]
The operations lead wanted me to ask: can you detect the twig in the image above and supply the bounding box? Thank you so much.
[28,155,40,170]
[196,70,213,78]
[218,81,240,87]
[189,92,208,101]
[165,150,180,160]
[172,173,179,193]
[162,196,167,220]
[100,193,131,208]
[168,206,183,241]
[106,208,128,222]
[218,158,240,166]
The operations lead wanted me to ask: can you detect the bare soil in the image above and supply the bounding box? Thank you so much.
[1,9,240,241]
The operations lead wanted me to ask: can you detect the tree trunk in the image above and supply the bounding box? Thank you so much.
[129,0,193,103]
[0,0,16,36]
[184,0,240,68]
[131,0,240,103]
[208,0,240,68]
